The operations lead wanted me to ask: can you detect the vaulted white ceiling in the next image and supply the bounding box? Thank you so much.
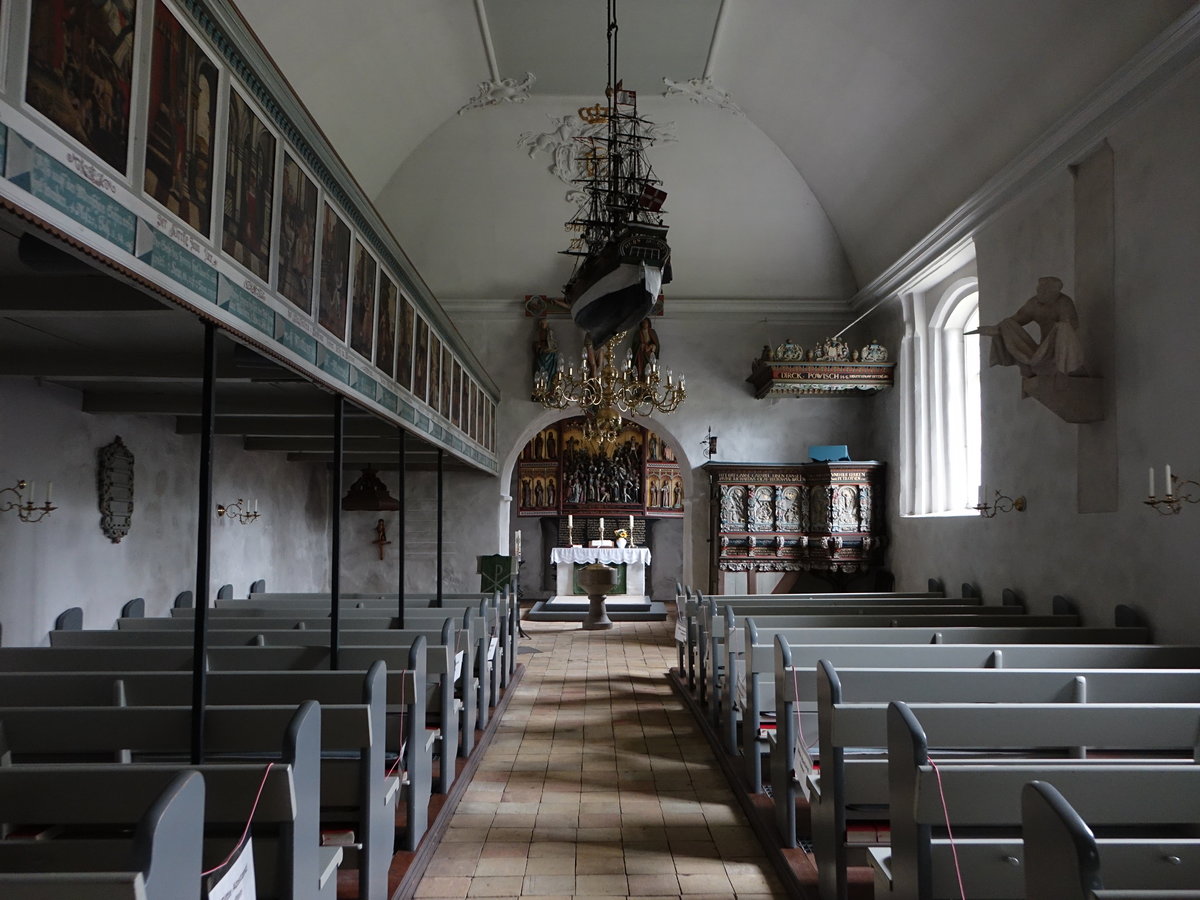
[233,0,1193,303]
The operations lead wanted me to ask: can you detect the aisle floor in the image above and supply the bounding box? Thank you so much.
[413,617,789,899]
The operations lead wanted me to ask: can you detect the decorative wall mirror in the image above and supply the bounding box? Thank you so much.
[97,436,135,543]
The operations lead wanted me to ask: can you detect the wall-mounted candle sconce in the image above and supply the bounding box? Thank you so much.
[1145,465,1198,516]
[974,486,1026,518]
[217,498,260,524]
[701,426,718,459]
[1,479,56,523]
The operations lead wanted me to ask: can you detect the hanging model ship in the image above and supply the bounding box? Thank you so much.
[561,4,671,346]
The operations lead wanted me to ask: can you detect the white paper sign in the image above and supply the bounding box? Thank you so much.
[208,837,256,900]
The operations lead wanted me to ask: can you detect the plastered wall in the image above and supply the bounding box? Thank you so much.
[859,59,1200,639]
[0,376,330,646]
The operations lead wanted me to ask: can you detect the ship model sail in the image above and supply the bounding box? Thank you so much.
[561,9,670,346]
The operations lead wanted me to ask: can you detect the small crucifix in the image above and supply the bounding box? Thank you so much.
[372,518,392,560]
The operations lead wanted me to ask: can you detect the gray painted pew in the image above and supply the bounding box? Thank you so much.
[1022,780,1200,900]
[873,700,1200,900]
[728,617,1154,779]
[0,770,202,900]
[206,593,518,684]
[57,612,493,736]
[0,701,336,900]
[48,621,472,756]
[805,661,1200,900]
[696,599,1082,712]
[769,637,1200,857]
[0,692,399,900]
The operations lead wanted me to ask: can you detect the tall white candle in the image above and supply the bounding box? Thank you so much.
[253,498,259,512]
[568,514,573,528]
[46,482,53,502]
[1149,467,1155,498]
[599,517,604,535]
[977,484,985,506]
[629,514,634,534]
[1166,464,1173,495]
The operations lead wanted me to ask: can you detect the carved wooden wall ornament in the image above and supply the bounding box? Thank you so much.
[704,460,886,591]
[97,436,135,543]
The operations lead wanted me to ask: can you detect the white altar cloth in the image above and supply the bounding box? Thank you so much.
[550,547,651,598]
[550,547,652,566]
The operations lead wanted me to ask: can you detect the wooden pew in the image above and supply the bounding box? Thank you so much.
[872,700,1200,900]
[676,587,961,692]
[0,642,462,777]
[0,690,401,900]
[697,598,1083,713]
[727,614,1153,779]
[0,770,202,900]
[204,593,518,684]
[0,701,337,900]
[1022,780,1200,900]
[55,612,491,738]
[804,661,1200,900]
[769,637,1200,857]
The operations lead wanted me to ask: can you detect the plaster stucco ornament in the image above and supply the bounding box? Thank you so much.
[457,72,536,114]
[662,75,743,115]
[519,113,677,205]
[968,276,1104,423]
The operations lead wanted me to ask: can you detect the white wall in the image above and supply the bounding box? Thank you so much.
[861,59,1200,639]
[0,377,330,646]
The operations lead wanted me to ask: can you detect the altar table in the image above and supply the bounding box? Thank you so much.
[549,547,651,598]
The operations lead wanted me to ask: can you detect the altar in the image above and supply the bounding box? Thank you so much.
[549,546,651,598]
[526,546,666,622]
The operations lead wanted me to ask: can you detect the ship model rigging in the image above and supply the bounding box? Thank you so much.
[561,0,671,346]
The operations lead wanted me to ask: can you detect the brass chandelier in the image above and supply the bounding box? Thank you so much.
[532,331,686,445]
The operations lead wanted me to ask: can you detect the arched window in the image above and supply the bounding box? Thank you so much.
[899,255,981,516]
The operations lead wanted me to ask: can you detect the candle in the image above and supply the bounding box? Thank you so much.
[629,514,634,534]
[28,481,34,502]
[977,484,985,506]
[253,498,259,512]
[1149,467,1155,498]
[46,482,53,502]
[1166,465,1173,496]
[568,514,573,528]
[599,517,604,536]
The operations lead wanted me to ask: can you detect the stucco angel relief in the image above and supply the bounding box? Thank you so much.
[458,72,536,114]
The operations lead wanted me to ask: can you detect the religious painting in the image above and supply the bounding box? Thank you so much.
[26,0,136,173]
[348,240,376,359]
[221,90,275,282]
[451,360,463,428]
[276,153,317,312]
[428,335,441,410]
[144,1,217,234]
[440,347,452,417]
[467,383,476,442]
[396,295,414,389]
[317,202,350,339]
[412,315,428,400]
[456,364,466,430]
[374,274,397,377]
[476,391,485,447]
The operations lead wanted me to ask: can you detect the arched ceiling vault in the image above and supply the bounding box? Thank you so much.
[233,0,1194,303]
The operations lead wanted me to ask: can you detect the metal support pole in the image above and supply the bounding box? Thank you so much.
[436,448,444,608]
[398,427,406,627]
[331,395,344,669]
[190,322,217,765]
